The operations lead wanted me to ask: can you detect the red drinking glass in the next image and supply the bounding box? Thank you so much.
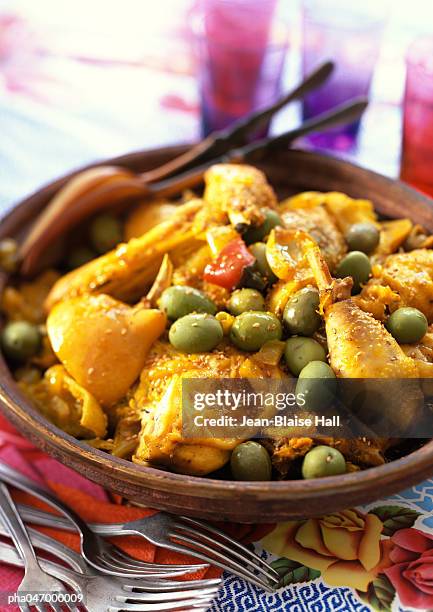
[400,37,433,198]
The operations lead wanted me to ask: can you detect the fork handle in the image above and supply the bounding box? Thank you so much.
[0,510,87,573]
[0,482,40,571]
[0,462,88,536]
[17,503,126,535]
[17,503,121,535]
[0,540,82,593]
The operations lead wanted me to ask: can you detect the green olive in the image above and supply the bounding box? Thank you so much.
[230,311,282,352]
[90,214,123,254]
[160,286,217,320]
[66,246,96,270]
[228,289,265,316]
[386,307,428,344]
[1,321,41,362]
[295,360,336,411]
[302,445,346,479]
[244,209,283,244]
[249,242,278,284]
[346,223,380,254]
[283,287,321,336]
[335,251,372,293]
[284,337,326,376]
[169,313,223,353]
[230,441,272,481]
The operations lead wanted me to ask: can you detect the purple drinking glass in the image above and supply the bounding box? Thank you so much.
[301,0,387,151]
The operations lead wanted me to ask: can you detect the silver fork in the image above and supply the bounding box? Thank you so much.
[0,482,71,612]
[0,541,218,612]
[0,461,206,579]
[17,502,279,591]
[0,515,222,611]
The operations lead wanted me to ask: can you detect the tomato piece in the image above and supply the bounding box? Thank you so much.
[203,237,255,290]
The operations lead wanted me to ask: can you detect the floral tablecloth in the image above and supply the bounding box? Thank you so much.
[210,480,433,611]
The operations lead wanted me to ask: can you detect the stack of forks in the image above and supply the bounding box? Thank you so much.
[0,461,279,611]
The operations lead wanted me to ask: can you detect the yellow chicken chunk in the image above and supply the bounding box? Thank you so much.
[204,163,278,227]
[124,200,178,240]
[20,364,107,438]
[45,199,203,309]
[47,294,166,406]
[326,300,418,378]
[133,341,284,475]
[280,206,346,272]
[365,249,433,322]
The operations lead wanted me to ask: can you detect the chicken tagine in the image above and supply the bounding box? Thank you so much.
[1,162,433,481]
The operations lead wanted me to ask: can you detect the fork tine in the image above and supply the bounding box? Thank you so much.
[168,532,272,592]
[174,520,278,583]
[97,553,193,578]
[122,577,222,593]
[111,547,207,572]
[118,586,219,603]
[110,597,214,611]
[104,549,191,572]
[178,516,279,581]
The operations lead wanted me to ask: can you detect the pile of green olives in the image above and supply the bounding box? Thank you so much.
[345,222,380,254]
[169,313,223,353]
[283,287,321,336]
[301,445,346,479]
[386,307,428,344]
[335,250,372,293]
[230,311,282,352]
[1,321,41,363]
[231,441,272,480]
[160,286,217,320]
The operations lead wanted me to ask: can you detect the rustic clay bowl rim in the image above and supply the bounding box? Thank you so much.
[0,145,433,507]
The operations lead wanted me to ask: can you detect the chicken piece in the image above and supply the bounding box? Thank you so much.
[1,270,60,324]
[133,341,285,476]
[326,299,418,378]
[306,242,424,435]
[262,437,314,477]
[45,199,204,309]
[372,219,413,262]
[124,200,178,239]
[401,328,433,378]
[280,206,347,272]
[283,191,378,235]
[20,364,107,438]
[203,163,277,228]
[362,249,433,323]
[352,283,401,322]
[47,294,166,406]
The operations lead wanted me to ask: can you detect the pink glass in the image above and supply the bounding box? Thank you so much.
[194,0,289,137]
[400,37,433,198]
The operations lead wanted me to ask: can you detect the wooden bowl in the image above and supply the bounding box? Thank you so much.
[1,146,433,523]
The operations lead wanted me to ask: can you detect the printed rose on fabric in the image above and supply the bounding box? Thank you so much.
[262,509,392,591]
[384,527,433,610]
